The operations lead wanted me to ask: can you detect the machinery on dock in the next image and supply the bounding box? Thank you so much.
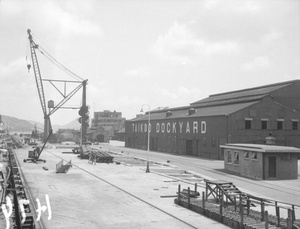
[23,130,52,163]
[26,29,89,155]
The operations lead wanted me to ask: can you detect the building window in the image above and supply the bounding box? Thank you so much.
[233,152,239,165]
[292,120,298,130]
[251,152,257,160]
[245,120,252,129]
[244,151,249,159]
[261,120,267,130]
[277,119,283,130]
[227,151,232,163]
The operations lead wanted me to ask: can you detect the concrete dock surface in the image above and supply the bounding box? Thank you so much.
[14,146,231,229]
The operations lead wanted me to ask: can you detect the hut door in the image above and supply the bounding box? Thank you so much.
[269,157,276,178]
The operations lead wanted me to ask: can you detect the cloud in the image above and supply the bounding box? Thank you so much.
[152,22,238,64]
[234,0,261,13]
[0,1,102,37]
[118,96,143,106]
[0,57,25,79]
[241,56,271,71]
[204,0,261,13]
[0,0,23,16]
[261,31,282,43]
[158,86,201,104]
[42,1,102,37]
[124,67,151,78]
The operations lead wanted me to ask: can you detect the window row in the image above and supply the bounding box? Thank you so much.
[244,119,298,130]
[227,151,258,165]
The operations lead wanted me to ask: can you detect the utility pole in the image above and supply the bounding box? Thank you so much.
[81,80,88,144]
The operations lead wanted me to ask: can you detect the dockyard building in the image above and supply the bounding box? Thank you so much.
[90,110,125,142]
[125,80,300,160]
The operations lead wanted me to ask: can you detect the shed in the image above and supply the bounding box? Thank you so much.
[220,144,300,180]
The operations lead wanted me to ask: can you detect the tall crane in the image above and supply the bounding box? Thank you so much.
[27,29,51,142]
[27,29,89,143]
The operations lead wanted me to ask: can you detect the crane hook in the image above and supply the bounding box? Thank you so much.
[27,64,31,73]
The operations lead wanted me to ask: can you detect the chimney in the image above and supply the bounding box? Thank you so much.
[188,108,196,115]
[166,111,172,117]
[265,131,276,145]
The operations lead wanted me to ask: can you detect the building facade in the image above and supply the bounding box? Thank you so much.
[125,80,300,159]
[90,110,126,142]
[221,143,300,180]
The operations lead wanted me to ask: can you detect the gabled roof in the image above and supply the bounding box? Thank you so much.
[129,101,258,122]
[191,80,296,106]
[128,80,300,122]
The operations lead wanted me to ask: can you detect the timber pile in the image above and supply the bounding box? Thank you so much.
[93,150,114,163]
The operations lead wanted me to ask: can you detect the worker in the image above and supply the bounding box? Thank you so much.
[88,151,96,165]
[34,147,40,160]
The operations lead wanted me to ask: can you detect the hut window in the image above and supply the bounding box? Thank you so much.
[233,152,239,165]
[227,151,232,163]
[244,151,249,159]
[251,152,257,160]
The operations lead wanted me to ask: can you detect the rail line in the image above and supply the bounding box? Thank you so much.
[13,148,46,229]
[46,150,199,229]
[97,145,300,207]
[168,157,300,195]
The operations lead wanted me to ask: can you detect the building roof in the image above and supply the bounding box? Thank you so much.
[128,80,300,122]
[191,80,296,106]
[220,143,300,153]
[130,101,258,122]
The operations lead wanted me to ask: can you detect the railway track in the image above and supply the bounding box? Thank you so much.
[96,144,300,209]
[45,150,200,229]
[10,144,299,228]
[165,157,300,196]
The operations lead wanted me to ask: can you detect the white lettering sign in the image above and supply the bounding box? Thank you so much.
[186,122,190,133]
[179,122,183,133]
[156,123,160,133]
[172,122,176,133]
[133,120,207,135]
[201,121,206,133]
[193,121,198,133]
[167,123,171,133]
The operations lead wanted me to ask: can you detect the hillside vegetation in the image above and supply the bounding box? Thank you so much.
[1,115,80,132]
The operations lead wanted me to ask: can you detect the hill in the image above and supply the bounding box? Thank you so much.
[1,115,81,133]
[1,115,37,133]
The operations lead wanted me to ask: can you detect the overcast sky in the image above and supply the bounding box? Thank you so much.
[0,0,299,125]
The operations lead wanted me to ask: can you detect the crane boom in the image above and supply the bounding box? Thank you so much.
[27,29,47,116]
[27,29,51,142]
[27,29,88,145]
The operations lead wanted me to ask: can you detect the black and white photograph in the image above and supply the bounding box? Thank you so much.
[0,0,299,228]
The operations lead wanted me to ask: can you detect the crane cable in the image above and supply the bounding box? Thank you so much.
[27,33,84,82]
[38,44,84,82]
